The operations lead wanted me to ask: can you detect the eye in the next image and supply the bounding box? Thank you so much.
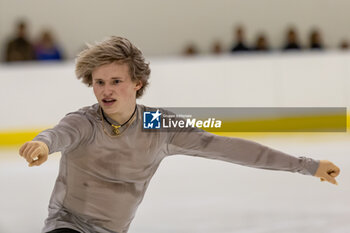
[95,80,104,85]
[113,80,121,85]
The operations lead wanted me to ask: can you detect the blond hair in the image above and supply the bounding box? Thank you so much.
[75,36,150,98]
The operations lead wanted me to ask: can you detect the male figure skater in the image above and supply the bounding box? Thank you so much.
[19,36,340,233]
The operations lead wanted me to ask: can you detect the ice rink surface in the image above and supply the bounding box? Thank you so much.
[0,134,349,233]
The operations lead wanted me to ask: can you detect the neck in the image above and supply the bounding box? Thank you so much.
[105,103,136,125]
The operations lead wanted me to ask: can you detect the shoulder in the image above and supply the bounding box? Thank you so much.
[60,104,100,128]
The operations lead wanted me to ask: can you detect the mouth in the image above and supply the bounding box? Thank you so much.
[102,98,116,106]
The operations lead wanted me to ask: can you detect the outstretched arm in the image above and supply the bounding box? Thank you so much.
[166,128,340,185]
[18,112,92,167]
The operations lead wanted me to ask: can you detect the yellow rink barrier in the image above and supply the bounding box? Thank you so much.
[0,114,348,147]
[205,114,346,132]
[0,129,46,147]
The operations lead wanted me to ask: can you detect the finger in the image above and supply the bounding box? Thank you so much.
[26,144,39,159]
[22,143,34,158]
[29,155,47,167]
[19,142,29,156]
[320,178,325,182]
[329,166,340,177]
[24,147,40,164]
[29,160,40,167]
[24,154,34,163]
[329,171,338,177]
[324,175,338,185]
[30,147,42,160]
[23,149,35,163]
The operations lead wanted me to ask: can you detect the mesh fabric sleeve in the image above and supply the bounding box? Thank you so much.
[33,112,93,154]
[166,128,319,176]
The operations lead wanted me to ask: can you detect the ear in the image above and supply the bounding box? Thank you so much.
[134,80,143,91]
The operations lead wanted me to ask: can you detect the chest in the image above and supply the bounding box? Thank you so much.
[67,130,167,181]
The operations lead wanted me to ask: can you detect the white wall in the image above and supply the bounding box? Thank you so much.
[1,52,349,131]
[0,0,350,58]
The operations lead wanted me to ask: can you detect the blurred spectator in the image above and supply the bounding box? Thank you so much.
[183,43,198,56]
[309,29,324,50]
[211,40,223,54]
[283,27,301,51]
[35,30,63,61]
[231,25,250,52]
[254,33,270,51]
[5,20,35,62]
[339,40,349,50]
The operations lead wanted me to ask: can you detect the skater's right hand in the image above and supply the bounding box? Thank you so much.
[19,141,49,167]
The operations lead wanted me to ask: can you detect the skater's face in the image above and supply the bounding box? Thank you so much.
[92,62,142,117]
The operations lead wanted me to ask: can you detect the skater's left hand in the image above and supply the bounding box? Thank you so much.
[314,160,340,185]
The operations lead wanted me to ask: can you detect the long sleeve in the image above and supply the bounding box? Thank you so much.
[33,112,93,154]
[166,128,319,176]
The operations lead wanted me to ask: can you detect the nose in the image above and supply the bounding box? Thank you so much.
[102,83,114,96]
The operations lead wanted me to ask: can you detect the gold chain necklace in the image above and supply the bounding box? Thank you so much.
[100,106,137,137]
